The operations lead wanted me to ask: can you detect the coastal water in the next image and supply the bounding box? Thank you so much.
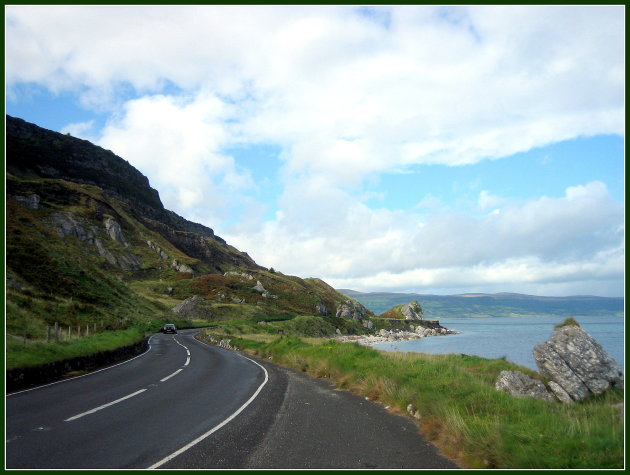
[373,315,624,371]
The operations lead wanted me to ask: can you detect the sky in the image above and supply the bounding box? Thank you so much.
[5,5,625,297]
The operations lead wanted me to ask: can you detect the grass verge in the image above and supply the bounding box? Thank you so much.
[6,327,146,370]
[203,332,624,469]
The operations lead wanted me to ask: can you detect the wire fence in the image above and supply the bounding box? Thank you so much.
[9,321,106,344]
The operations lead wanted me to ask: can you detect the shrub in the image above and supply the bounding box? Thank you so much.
[554,317,580,329]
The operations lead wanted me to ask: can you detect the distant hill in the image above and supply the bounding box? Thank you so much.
[337,290,624,318]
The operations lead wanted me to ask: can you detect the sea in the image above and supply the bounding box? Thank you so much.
[373,315,625,371]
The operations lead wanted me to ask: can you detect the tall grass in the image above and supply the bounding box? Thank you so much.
[215,334,624,469]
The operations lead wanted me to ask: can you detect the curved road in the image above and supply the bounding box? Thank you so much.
[6,330,458,469]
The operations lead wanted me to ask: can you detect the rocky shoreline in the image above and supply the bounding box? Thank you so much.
[334,324,459,347]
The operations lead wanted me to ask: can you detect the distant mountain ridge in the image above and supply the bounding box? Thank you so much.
[337,290,624,318]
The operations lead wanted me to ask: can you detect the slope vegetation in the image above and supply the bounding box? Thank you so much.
[5,116,371,369]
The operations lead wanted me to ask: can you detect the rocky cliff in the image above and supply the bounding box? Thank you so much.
[6,115,260,274]
[7,115,236,244]
[6,115,369,346]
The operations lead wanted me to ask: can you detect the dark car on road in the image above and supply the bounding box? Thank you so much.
[162,324,177,334]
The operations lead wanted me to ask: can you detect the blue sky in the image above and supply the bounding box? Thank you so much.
[5,5,625,296]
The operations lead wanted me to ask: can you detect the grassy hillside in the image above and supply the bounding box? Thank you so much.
[6,175,369,368]
[339,290,624,317]
[5,116,372,370]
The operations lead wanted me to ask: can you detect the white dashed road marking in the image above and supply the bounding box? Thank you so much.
[65,335,192,422]
[64,389,147,422]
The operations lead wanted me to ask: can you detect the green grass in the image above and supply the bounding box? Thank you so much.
[207,314,371,339]
[6,327,147,370]
[207,333,624,469]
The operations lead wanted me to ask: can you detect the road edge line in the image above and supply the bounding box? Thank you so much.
[7,335,156,397]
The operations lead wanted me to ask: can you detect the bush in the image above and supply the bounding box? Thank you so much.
[554,317,580,329]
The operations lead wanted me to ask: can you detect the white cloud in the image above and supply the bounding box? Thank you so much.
[225,181,623,295]
[97,92,253,223]
[478,190,504,211]
[6,5,625,296]
[6,6,624,176]
[61,120,94,137]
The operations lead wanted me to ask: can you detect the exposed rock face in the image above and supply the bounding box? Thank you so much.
[401,301,424,320]
[7,115,265,279]
[48,211,100,243]
[495,370,556,402]
[147,240,169,260]
[10,193,40,209]
[172,295,212,320]
[315,303,329,316]
[172,259,194,274]
[99,247,142,271]
[533,324,624,401]
[336,300,369,322]
[143,218,261,273]
[46,211,141,270]
[103,217,130,247]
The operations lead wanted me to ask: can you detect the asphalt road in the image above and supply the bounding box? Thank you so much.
[6,330,458,469]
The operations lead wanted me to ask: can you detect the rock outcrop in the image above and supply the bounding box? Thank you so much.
[103,217,130,247]
[147,240,170,260]
[336,300,369,321]
[171,295,212,320]
[10,193,40,209]
[46,211,141,270]
[401,301,424,320]
[495,370,556,402]
[172,259,194,274]
[315,303,329,316]
[252,280,278,299]
[533,323,624,402]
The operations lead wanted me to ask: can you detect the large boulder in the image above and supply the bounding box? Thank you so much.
[533,323,624,402]
[495,370,556,402]
[252,280,277,299]
[172,259,194,274]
